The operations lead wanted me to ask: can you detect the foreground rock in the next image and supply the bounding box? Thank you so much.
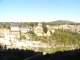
[24,49,80,60]
[0,47,80,60]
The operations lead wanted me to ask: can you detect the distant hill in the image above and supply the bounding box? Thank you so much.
[52,20,77,24]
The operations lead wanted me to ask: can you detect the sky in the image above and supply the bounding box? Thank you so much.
[0,0,80,22]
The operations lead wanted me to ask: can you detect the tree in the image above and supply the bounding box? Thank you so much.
[42,22,48,33]
[3,22,10,29]
[29,22,34,27]
[19,31,26,40]
[20,22,27,27]
[64,38,68,46]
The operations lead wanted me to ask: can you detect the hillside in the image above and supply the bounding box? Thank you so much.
[52,20,77,24]
[0,22,80,53]
[27,29,80,53]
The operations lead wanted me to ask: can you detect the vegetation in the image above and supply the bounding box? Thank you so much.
[51,29,80,45]
[42,22,48,33]
[3,22,10,29]
[20,22,38,27]
[0,22,80,59]
[20,22,28,27]
[19,31,26,40]
[28,31,37,40]
[28,30,80,53]
[18,22,80,54]
[29,29,80,49]
[0,22,80,54]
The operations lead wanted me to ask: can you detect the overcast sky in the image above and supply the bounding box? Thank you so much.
[0,0,80,22]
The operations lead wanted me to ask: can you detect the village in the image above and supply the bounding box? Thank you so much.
[0,22,54,50]
[0,22,80,51]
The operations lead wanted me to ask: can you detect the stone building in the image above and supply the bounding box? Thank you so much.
[34,22,44,36]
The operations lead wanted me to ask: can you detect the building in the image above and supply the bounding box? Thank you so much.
[10,23,20,40]
[49,28,55,33]
[10,23,20,31]
[20,26,32,33]
[34,22,44,36]
[0,22,4,28]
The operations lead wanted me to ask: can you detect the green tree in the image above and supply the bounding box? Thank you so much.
[42,22,48,33]
[64,38,68,46]
[29,22,34,27]
[3,23,10,29]
[19,31,26,40]
[20,22,27,27]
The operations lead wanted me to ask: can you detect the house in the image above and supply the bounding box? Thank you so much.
[10,23,20,31]
[49,28,55,33]
[20,26,32,33]
[34,22,44,36]
[0,23,4,28]
[34,22,52,36]
[10,23,20,40]
[10,23,20,35]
